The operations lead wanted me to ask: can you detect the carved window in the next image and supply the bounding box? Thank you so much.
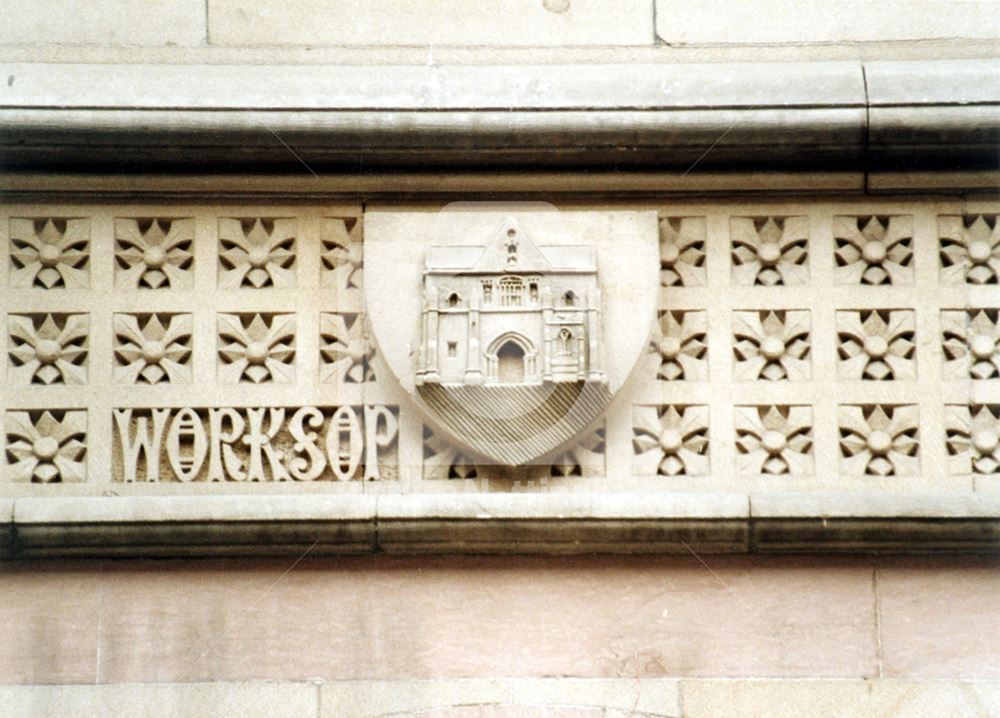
[447,292,460,308]
[557,328,573,354]
[498,276,523,306]
[481,281,493,304]
[563,290,577,307]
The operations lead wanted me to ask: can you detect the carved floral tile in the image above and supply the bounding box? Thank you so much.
[9,217,90,289]
[320,217,364,301]
[732,310,811,381]
[834,215,913,285]
[8,313,89,385]
[632,405,709,476]
[839,404,919,477]
[218,313,296,383]
[115,217,195,289]
[320,312,375,384]
[940,214,1000,285]
[114,313,193,384]
[945,405,1000,475]
[837,310,916,380]
[942,309,1000,380]
[659,216,706,287]
[5,410,87,483]
[654,310,708,381]
[218,217,296,288]
[735,405,813,475]
[731,216,809,286]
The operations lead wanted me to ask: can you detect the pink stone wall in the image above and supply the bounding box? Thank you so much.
[0,556,997,685]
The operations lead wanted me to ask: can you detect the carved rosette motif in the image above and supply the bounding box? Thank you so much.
[659,217,706,287]
[321,217,364,301]
[114,313,193,384]
[5,410,87,483]
[218,217,296,288]
[319,312,375,384]
[632,405,709,476]
[654,310,708,381]
[837,310,916,380]
[945,405,1000,475]
[732,310,811,381]
[735,405,813,475]
[942,309,1000,380]
[834,215,913,285]
[839,405,919,477]
[940,214,1000,284]
[218,313,296,384]
[731,216,808,286]
[8,313,89,385]
[9,218,90,289]
[115,218,195,289]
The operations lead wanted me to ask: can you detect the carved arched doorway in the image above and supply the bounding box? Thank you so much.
[496,341,526,383]
[486,332,536,384]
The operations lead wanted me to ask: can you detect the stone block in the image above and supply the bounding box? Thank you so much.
[680,678,1000,718]
[0,682,317,718]
[655,1,1000,45]
[879,558,1000,679]
[0,0,205,46]
[208,0,653,47]
[322,677,681,717]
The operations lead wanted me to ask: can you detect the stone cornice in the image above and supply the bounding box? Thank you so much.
[0,59,997,192]
[3,492,997,558]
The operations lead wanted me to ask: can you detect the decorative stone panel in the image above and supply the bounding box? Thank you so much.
[0,201,997,494]
[8,313,89,385]
[9,217,90,289]
[115,217,195,289]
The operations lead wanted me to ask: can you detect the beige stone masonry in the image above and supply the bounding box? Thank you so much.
[655,1,1000,46]
[3,678,1000,717]
[0,198,997,555]
[0,0,206,47]
[207,0,654,48]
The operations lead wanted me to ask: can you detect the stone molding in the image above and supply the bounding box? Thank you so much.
[1,678,999,717]
[1,60,997,185]
[2,491,997,558]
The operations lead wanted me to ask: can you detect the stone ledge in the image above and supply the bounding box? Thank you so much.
[0,59,995,180]
[2,492,997,558]
[2,679,998,717]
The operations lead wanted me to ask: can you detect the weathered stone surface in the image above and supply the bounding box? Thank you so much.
[879,558,1000,679]
[0,682,318,718]
[0,564,101,683]
[0,0,205,46]
[208,0,653,47]
[324,677,680,716]
[680,679,1000,718]
[0,556,877,684]
[655,1,1000,45]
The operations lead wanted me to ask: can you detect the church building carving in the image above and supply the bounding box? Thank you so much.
[416,218,606,387]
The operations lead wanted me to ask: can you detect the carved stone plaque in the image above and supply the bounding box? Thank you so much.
[365,209,659,465]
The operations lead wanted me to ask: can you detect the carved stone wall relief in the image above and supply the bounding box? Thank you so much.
[0,202,997,493]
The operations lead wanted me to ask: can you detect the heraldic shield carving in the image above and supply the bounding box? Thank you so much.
[366,208,658,466]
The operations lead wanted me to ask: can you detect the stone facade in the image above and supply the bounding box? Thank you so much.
[1,2,998,716]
